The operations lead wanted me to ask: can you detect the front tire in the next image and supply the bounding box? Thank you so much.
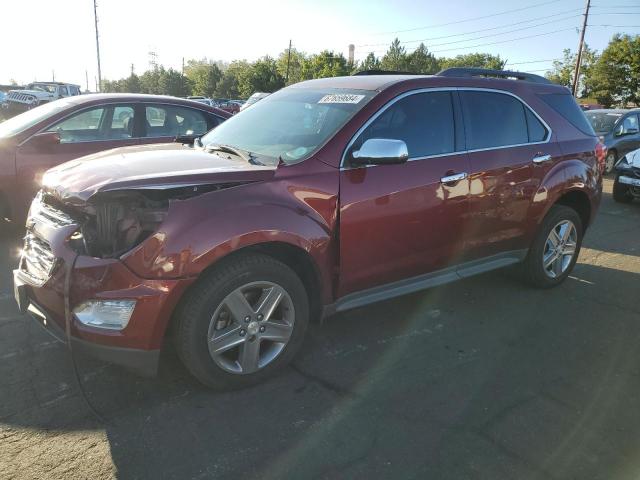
[613,175,634,203]
[175,253,309,390]
[520,205,583,288]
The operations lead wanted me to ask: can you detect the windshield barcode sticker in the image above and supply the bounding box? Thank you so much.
[318,94,365,104]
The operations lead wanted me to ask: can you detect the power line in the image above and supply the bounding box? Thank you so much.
[370,0,565,36]
[406,15,581,49]
[431,27,577,54]
[357,8,583,47]
[367,27,576,55]
[357,10,582,48]
[506,58,560,66]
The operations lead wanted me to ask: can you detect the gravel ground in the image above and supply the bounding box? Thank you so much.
[1,177,639,480]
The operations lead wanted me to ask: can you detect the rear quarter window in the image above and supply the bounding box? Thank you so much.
[538,93,595,136]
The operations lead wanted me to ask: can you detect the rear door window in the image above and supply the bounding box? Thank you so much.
[144,105,210,138]
[622,114,639,133]
[538,93,595,136]
[352,91,455,159]
[109,106,135,139]
[460,91,530,150]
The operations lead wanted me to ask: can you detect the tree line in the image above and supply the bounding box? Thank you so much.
[546,34,640,107]
[102,34,639,107]
[101,38,504,99]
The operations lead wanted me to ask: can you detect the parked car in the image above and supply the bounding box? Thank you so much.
[585,109,640,173]
[187,96,215,107]
[612,147,640,203]
[2,82,81,117]
[0,93,230,221]
[14,68,602,389]
[240,92,270,111]
[217,100,241,115]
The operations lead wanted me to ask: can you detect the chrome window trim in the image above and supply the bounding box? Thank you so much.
[340,87,552,170]
[20,101,224,147]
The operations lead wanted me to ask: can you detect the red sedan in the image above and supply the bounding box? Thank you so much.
[0,93,230,222]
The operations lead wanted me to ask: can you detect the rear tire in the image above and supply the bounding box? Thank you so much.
[613,175,634,203]
[605,151,617,174]
[520,205,583,288]
[174,253,309,390]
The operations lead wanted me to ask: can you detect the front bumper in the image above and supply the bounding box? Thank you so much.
[13,211,196,376]
[13,279,160,376]
[617,175,640,187]
[3,101,32,116]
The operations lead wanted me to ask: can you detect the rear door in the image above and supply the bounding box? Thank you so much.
[459,89,561,262]
[141,104,223,145]
[14,103,140,212]
[338,90,471,297]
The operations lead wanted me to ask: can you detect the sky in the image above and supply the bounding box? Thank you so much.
[1,0,639,89]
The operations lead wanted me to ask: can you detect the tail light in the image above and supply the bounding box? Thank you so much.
[595,137,607,173]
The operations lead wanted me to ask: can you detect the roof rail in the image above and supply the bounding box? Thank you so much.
[436,68,552,85]
[353,70,421,76]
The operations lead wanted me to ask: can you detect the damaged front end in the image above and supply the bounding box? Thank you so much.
[35,184,232,259]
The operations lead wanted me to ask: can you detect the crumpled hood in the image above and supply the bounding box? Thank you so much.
[623,148,640,168]
[42,143,277,204]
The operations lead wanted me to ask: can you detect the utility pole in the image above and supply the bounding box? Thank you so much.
[93,0,102,92]
[572,0,590,97]
[131,63,135,76]
[85,70,89,92]
[285,39,292,84]
[52,70,55,82]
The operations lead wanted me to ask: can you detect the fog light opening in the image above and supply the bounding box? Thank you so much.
[73,300,136,330]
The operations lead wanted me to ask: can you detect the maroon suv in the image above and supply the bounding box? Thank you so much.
[14,69,603,389]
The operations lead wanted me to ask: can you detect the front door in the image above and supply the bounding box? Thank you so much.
[338,90,470,297]
[15,104,139,216]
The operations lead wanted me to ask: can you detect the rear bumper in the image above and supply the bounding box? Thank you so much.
[14,286,160,376]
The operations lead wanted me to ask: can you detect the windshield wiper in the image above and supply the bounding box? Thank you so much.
[207,144,265,165]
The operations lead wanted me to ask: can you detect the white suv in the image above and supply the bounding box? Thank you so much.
[3,82,81,115]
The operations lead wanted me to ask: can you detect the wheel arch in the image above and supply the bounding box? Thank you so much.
[163,240,326,343]
[553,189,591,232]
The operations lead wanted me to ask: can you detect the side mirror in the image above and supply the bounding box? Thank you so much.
[30,131,61,147]
[351,138,409,166]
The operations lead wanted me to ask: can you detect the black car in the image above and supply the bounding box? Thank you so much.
[613,147,640,203]
[585,109,640,173]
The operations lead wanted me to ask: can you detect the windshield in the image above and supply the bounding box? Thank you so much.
[0,98,75,138]
[29,83,57,93]
[585,111,622,133]
[201,88,375,164]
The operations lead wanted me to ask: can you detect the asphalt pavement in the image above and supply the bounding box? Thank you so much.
[1,178,639,480]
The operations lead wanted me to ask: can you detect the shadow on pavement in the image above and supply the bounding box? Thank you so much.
[1,189,640,479]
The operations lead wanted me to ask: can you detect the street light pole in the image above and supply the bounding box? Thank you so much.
[286,39,292,84]
[93,0,102,92]
[572,0,590,97]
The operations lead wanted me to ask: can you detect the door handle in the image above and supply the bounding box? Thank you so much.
[532,154,552,164]
[440,172,468,184]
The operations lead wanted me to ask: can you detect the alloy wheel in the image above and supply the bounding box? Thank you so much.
[207,281,295,374]
[542,220,578,279]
